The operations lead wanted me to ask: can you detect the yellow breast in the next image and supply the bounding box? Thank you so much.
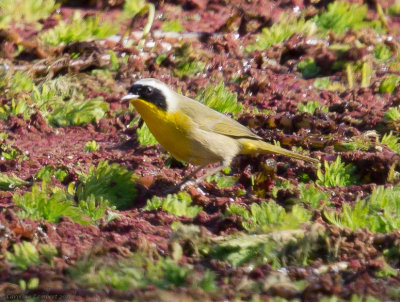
[131,99,194,162]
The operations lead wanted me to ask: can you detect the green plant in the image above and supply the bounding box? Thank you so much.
[174,60,206,78]
[361,61,373,88]
[107,50,120,71]
[1,145,19,160]
[374,44,392,61]
[13,182,87,223]
[122,0,155,48]
[297,58,320,78]
[40,11,118,46]
[79,195,111,222]
[333,136,371,152]
[76,161,138,210]
[0,71,35,100]
[226,201,311,232]
[19,278,39,291]
[48,98,109,127]
[123,0,147,17]
[6,241,40,270]
[316,157,358,187]
[299,183,330,209]
[0,0,57,28]
[246,15,316,52]
[379,75,400,94]
[389,0,400,16]
[314,77,346,92]
[84,140,99,152]
[206,173,237,188]
[196,81,242,115]
[313,2,371,34]
[173,43,205,78]
[297,101,328,115]
[0,173,29,190]
[35,165,68,182]
[324,185,400,233]
[145,192,202,218]
[209,225,326,268]
[38,243,58,263]
[69,254,199,291]
[137,123,158,146]
[380,132,400,152]
[198,270,217,293]
[385,107,400,122]
[162,20,185,32]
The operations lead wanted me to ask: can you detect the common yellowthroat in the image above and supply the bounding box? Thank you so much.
[123,78,318,187]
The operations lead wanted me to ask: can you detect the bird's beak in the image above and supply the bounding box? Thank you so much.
[121,94,139,101]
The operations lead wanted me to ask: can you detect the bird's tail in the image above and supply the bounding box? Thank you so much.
[240,139,319,164]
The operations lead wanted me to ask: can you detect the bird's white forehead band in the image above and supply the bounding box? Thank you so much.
[134,78,178,112]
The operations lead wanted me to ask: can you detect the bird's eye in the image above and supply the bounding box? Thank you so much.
[144,86,153,95]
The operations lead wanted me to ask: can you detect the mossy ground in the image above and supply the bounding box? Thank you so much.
[1,0,400,301]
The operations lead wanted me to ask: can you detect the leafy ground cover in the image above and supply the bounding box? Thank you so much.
[0,0,400,301]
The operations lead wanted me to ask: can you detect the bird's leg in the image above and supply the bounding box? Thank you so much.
[179,163,225,190]
[178,164,207,188]
[164,164,206,194]
[190,164,224,186]
[164,163,225,193]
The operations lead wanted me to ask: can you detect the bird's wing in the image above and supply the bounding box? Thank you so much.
[178,95,261,140]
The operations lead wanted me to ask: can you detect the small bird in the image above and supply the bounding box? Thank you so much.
[123,78,318,188]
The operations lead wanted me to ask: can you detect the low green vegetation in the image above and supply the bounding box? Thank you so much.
[196,81,242,115]
[0,173,29,191]
[40,11,118,46]
[314,77,346,92]
[13,181,90,224]
[208,224,328,268]
[1,73,110,127]
[247,2,385,52]
[162,20,185,32]
[385,106,400,122]
[145,192,202,218]
[76,160,137,210]
[70,253,216,292]
[79,194,110,222]
[6,241,40,270]
[299,183,330,209]
[136,123,158,146]
[317,156,358,187]
[18,278,40,291]
[379,75,400,94]
[84,140,99,152]
[297,58,321,78]
[14,161,135,224]
[380,132,400,153]
[313,2,374,34]
[0,0,57,28]
[206,173,237,188]
[49,98,109,127]
[297,101,329,115]
[6,241,57,270]
[374,44,393,61]
[122,0,155,48]
[123,0,148,17]
[7,71,35,95]
[226,201,311,232]
[246,15,316,52]
[333,136,372,152]
[173,43,206,78]
[35,165,68,182]
[0,173,29,190]
[324,186,400,233]
[390,0,400,15]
